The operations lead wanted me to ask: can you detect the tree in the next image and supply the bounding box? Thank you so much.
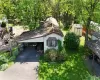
[0,0,99,32]
[0,0,17,23]
[73,0,100,44]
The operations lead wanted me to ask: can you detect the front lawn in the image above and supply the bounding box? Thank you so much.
[39,37,90,80]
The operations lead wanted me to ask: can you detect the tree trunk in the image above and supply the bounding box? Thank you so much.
[85,27,89,43]
[85,17,91,45]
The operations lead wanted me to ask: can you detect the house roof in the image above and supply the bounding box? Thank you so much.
[86,40,100,58]
[92,32,100,39]
[17,26,63,41]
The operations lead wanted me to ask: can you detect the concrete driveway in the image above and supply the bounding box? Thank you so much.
[0,47,39,80]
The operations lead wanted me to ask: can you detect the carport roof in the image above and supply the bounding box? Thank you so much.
[17,26,63,41]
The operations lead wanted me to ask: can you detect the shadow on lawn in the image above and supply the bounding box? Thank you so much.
[39,47,90,80]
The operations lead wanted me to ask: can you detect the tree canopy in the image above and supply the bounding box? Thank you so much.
[0,0,100,30]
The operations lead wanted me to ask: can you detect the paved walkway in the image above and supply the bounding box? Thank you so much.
[0,47,39,80]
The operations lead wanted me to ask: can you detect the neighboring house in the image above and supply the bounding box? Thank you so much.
[91,32,100,40]
[90,21,100,32]
[17,17,63,52]
[86,32,100,60]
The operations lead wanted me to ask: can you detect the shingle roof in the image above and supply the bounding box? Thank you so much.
[92,32,100,39]
[17,17,63,41]
[86,40,100,58]
[17,26,63,41]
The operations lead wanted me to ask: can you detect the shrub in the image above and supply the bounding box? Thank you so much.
[0,47,18,71]
[12,47,19,57]
[0,63,8,71]
[44,48,68,62]
[44,49,58,62]
[1,22,6,28]
[57,48,67,62]
[57,40,63,52]
[64,32,80,50]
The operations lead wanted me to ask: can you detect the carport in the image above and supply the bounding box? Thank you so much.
[18,37,44,53]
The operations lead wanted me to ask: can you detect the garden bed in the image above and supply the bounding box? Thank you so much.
[0,47,18,71]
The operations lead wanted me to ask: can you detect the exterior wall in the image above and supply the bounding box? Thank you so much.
[18,33,63,53]
[71,24,83,36]
[19,37,44,43]
[44,33,63,52]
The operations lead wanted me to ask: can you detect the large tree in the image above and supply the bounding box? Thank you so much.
[73,0,100,44]
[0,0,100,32]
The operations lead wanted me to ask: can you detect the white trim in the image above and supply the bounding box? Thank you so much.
[19,37,44,43]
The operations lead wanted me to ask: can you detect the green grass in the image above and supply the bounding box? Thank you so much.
[61,29,69,36]
[39,35,91,80]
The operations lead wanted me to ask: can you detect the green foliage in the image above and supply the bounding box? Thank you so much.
[44,49,58,62]
[64,32,80,50]
[0,0,100,30]
[0,0,17,22]
[44,48,68,62]
[0,47,18,71]
[57,48,67,62]
[57,40,63,52]
[39,47,90,80]
[1,22,6,28]
[0,63,9,71]
[84,74,100,80]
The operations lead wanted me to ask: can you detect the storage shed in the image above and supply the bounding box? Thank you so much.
[71,24,83,36]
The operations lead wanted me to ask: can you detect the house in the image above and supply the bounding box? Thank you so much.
[86,32,100,60]
[90,21,100,32]
[17,17,63,52]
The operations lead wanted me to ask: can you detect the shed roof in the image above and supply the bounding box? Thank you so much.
[72,24,83,28]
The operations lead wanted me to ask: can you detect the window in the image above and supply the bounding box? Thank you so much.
[47,37,57,47]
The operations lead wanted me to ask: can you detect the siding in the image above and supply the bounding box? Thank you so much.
[44,33,63,52]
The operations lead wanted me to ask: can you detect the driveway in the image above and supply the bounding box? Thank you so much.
[0,47,39,80]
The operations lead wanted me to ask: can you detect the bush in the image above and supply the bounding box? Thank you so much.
[64,32,80,50]
[44,49,58,62]
[44,48,67,62]
[0,63,8,71]
[57,48,67,62]
[12,47,19,57]
[1,22,6,28]
[0,47,18,71]
[57,40,63,52]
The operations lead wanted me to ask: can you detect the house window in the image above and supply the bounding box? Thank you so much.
[47,37,57,47]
